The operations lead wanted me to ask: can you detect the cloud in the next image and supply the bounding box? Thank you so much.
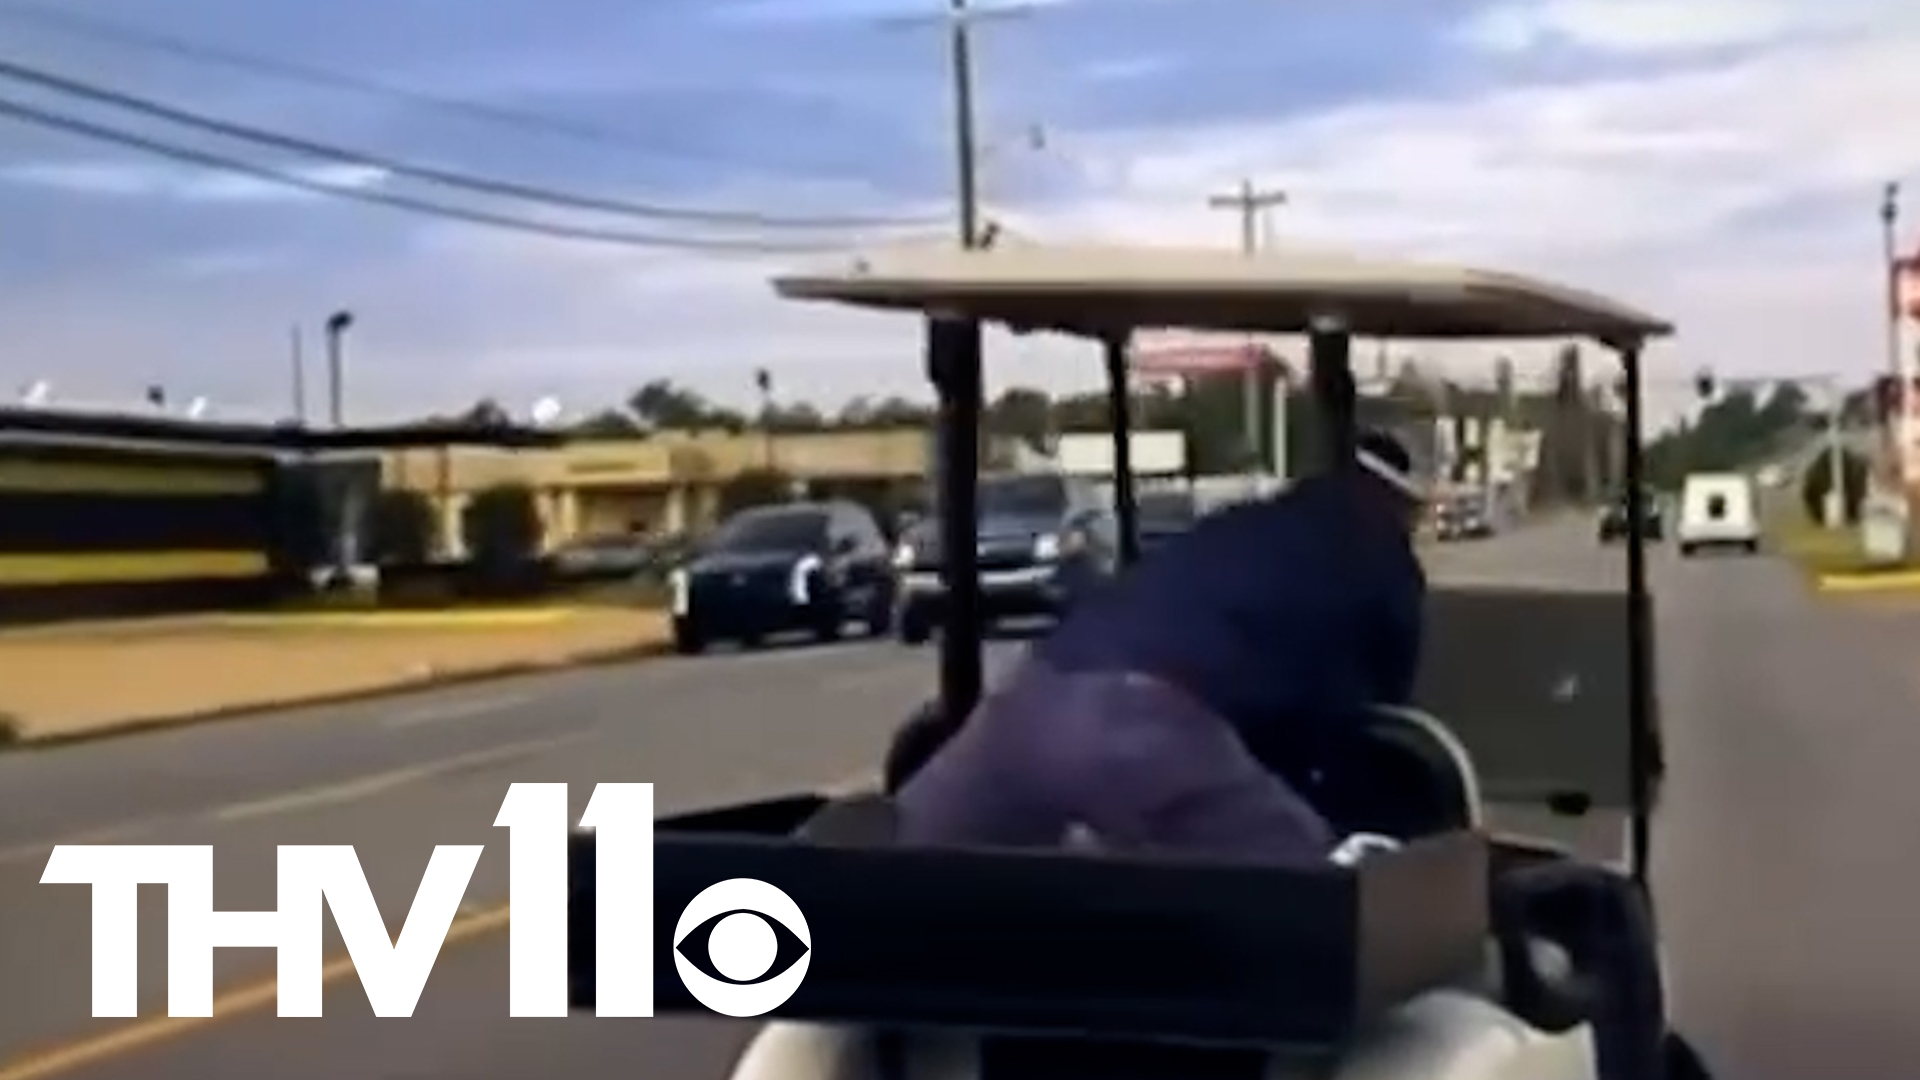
[3,0,1919,434]
[712,0,1075,27]
[0,159,390,203]
[1454,0,1830,56]
[1075,53,1180,85]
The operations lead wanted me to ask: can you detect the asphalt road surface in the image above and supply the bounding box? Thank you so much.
[2,518,1917,1080]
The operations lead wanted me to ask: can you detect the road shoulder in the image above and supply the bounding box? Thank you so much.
[0,609,669,747]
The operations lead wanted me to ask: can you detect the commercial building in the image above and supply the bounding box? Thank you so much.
[380,426,1021,556]
[0,407,554,623]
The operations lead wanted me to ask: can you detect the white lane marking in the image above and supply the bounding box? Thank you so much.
[383,692,540,730]
[209,733,592,823]
[0,820,157,867]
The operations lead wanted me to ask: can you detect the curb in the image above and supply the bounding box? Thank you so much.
[0,639,674,753]
[1814,569,1920,593]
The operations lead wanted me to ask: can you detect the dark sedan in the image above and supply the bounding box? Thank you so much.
[892,474,1116,644]
[1598,488,1664,543]
[1434,492,1496,541]
[668,500,895,654]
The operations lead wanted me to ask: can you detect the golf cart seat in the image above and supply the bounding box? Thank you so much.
[882,698,1482,845]
[1307,705,1482,840]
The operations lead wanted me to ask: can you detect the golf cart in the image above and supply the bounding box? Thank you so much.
[567,242,1707,1080]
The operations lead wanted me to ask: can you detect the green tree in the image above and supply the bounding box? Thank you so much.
[367,489,437,566]
[765,402,828,432]
[986,386,1055,451]
[717,467,795,518]
[570,409,643,439]
[459,397,512,425]
[1801,449,1869,524]
[460,483,543,568]
[1641,383,1814,490]
[266,465,330,575]
[627,379,747,431]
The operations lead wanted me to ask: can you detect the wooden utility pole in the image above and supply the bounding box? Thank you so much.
[1208,179,1288,255]
[1207,180,1289,469]
[949,0,981,247]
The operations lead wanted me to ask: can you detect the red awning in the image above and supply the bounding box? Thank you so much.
[1898,255,1920,318]
[1129,342,1277,376]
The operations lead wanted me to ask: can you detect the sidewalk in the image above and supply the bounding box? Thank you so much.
[0,607,671,744]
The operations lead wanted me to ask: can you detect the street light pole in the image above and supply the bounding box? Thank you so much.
[1883,183,1906,486]
[754,368,776,472]
[324,309,353,429]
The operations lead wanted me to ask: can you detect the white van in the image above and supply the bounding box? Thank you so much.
[1676,472,1760,556]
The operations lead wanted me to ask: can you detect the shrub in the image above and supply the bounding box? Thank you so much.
[367,489,437,566]
[1800,449,1868,525]
[266,465,331,575]
[461,483,542,564]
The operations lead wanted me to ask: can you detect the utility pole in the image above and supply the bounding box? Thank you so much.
[290,324,307,425]
[1882,182,1908,487]
[1207,179,1289,471]
[1209,179,1287,255]
[949,0,981,247]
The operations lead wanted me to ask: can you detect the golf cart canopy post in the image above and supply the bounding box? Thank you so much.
[769,240,1673,887]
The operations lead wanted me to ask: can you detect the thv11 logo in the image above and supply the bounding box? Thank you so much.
[39,782,811,1019]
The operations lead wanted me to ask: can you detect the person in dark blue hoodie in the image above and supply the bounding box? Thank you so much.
[890,430,1428,863]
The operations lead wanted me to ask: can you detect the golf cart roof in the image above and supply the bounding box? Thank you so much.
[771,240,1673,345]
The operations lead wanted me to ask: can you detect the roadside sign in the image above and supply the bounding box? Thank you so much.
[1860,488,1910,566]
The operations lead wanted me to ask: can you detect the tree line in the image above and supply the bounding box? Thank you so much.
[443,346,1650,504]
[437,345,1871,516]
[1640,378,1877,522]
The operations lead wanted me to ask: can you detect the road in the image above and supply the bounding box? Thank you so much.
[1,518,1917,1080]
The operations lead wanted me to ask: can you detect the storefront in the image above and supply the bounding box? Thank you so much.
[0,408,555,625]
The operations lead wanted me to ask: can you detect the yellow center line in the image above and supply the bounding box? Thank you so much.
[0,904,512,1080]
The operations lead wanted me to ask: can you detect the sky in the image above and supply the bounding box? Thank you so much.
[1,0,1918,426]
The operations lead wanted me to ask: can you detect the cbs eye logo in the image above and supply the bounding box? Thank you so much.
[673,878,812,1017]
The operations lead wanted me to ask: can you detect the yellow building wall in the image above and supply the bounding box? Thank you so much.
[379,428,970,557]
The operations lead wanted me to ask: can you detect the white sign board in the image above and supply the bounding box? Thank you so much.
[1054,431,1186,478]
[1860,488,1910,565]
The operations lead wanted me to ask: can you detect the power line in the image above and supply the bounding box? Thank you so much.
[0,56,939,230]
[0,2,798,171]
[0,94,887,254]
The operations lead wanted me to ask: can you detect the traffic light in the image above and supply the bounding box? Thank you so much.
[1693,368,1716,400]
